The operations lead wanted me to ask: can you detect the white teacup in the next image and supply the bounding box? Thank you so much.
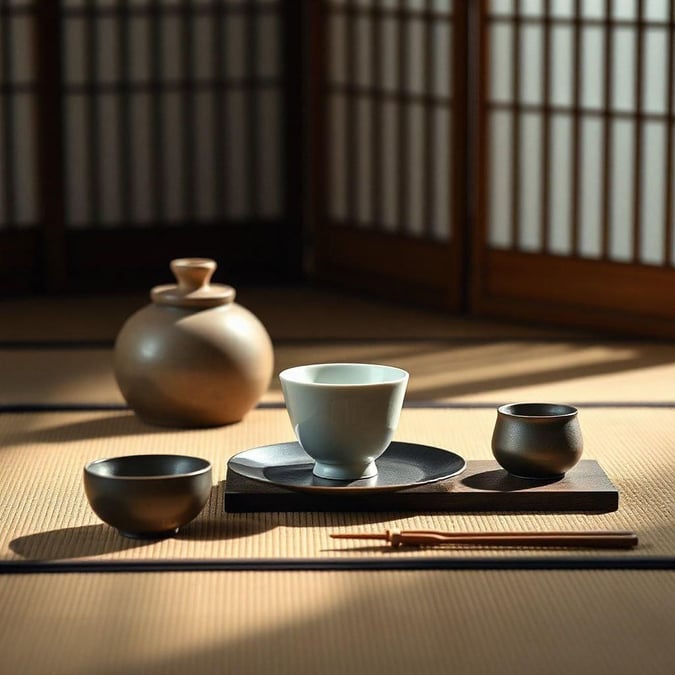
[279,363,409,480]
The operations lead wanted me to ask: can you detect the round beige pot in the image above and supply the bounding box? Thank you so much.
[114,258,274,427]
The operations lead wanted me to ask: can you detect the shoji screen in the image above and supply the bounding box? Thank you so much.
[475,0,675,336]
[0,0,302,293]
[57,0,296,289]
[0,1,40,291]
[61,0,284,229]
[312,0,467,309]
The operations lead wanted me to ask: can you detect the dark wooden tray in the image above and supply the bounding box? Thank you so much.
[223,459,619,513]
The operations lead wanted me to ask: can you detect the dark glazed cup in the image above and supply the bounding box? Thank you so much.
[491,403,583,479]
[84,454,212,539]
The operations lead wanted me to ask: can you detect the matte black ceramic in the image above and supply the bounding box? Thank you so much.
[83,454,212,539]
[491,403,583,479]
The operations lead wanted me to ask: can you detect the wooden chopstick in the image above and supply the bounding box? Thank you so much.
[329,529,639,549]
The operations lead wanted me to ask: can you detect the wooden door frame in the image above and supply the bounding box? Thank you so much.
[308,0,470,311]
[470,1,675,338]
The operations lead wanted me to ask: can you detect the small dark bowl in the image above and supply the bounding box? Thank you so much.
[83,454,212,539]
[492,403,583,479]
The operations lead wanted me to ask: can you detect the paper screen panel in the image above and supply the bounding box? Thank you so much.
[489,22,513,102]
[580,0,604,20]
[257,89,282,218]
[518,112,542,252]
[611,27,636,112]
[0,5,39,230]
[381,100,399,232]
[355,97,373,225]
[162,91,185,223]
[256,12,280,79]
[432,106,451,240]
[329,93,348,221]
[59,1,284,229]
[432,0,452,12]
[642,28,669,115]
[548,113,572,256]
[406,18,425,95]
[485,3,675,267]
[432,21,451,96]
[0,104,5,225]
[225,12,246,79]
[324,0,455,242]
[225,89,249,219]
[520,0,543,16]
[490,0,514,16]
[580,25,604,110]
[97,16,119,84]
[612,0,637,20]
[639,121,666,265]
[519,24,542,105]
[408,102,426,236]
[608,119,634,263]
[98,94,122,225]
[381,16,398,92]
[8,93,36,227]
[64,95,90,227]
[550,24,573,108]
[194,90,217,220]
[578,116,604,259]
[130,92,153,224]
[488,110,513,248]
[193,14,214,81]
[355,13,372,88]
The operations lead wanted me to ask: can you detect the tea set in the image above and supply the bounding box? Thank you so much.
[83,258,584,539]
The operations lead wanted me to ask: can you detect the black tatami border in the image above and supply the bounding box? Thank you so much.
[2,334,675,350]
[1,556,674,575]
[2,401,675,414]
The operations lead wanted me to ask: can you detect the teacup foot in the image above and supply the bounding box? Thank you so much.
[312,460,378,481]
[117,527,180,540]
[507,472,564,481]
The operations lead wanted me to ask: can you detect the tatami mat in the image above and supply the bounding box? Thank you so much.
[0,286,593,343]
[1,407,673,565]
[4,286,674,407]
[4,339,675,407]
[4,288,673,674]
[1,569,673,675]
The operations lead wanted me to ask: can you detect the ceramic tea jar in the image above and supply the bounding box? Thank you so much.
[114,258,274,427]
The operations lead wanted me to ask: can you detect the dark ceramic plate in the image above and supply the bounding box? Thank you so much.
[227,441,466,494]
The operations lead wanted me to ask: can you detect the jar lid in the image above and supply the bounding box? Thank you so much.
[150,258,236,308]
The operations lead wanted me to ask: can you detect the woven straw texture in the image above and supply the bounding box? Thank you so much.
[4,339,675,407]
[0,287,585,342]
[1,407,673,563]
[6,288,675,407]
[1,569,673,675]
[2,289,675,675]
